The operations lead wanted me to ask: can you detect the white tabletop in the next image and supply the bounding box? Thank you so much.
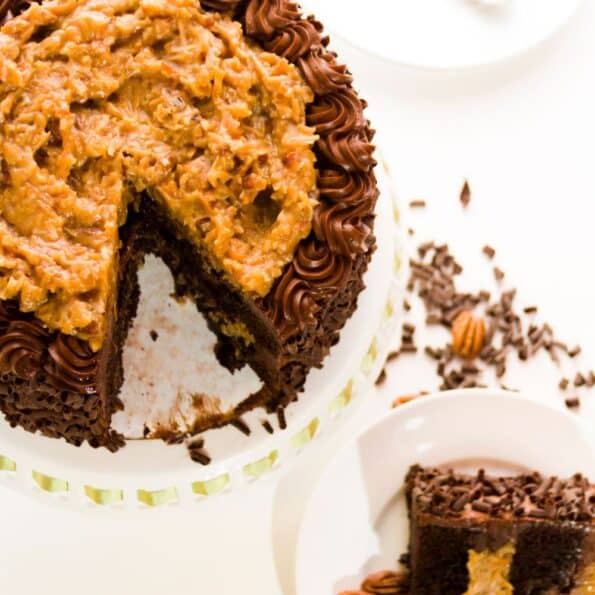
[1,3,595,594]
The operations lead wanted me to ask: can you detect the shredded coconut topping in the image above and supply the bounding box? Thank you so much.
[0,0,317,349]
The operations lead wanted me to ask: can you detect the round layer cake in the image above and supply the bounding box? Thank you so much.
[0,0,378,450]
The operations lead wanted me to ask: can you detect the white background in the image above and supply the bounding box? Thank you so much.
[1,3,595,594]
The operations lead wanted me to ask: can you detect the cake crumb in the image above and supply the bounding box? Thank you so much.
[149,330,158,342]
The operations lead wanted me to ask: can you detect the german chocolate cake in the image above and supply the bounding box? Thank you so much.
[0,0,377,450]
[405,465,595,594]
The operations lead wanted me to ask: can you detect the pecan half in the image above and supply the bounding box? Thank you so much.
[452,310,485,360]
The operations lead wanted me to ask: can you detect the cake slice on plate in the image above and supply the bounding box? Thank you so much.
[405,465,595,594]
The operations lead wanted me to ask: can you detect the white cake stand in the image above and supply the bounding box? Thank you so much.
[0,157,407,511]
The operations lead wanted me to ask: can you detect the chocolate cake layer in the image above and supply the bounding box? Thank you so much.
[0,0,378,450]
[405,465,595,594]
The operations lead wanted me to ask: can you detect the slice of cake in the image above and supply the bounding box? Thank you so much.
[405,465,595,594]
[0,0,377,449]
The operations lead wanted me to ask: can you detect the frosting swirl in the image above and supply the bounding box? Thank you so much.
[244,0,300,40]
[297,48,352,96]
[307,90,366,135]
[318,168,379,205]
[264,18,323,61]
[45,334,98,394]
[317,130,377,172]
[294,238,352,297]
[312,201,372,257]
[0,319,49,379]
[262,266,320,340]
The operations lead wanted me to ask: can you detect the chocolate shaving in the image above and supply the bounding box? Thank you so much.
[262,420,274,434]
[482,245,496,259]
[231,417,251,436]
[493,267,505,282]
[460,180,471,207]
[188,438,211,466]
[277,407,287,430]
[565,397,581,409]
[375,368,387,386]
[387,350,400,362]
[409,199,426,209]
[569,346,582,358]
[574,373,586,387]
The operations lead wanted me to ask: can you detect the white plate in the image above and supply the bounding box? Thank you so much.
[300,0,583,70]
[295,389,595,595]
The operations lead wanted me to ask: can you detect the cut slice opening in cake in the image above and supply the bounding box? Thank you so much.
[112,254,263,440]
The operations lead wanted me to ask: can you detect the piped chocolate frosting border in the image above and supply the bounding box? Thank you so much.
[0,0,378,446]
